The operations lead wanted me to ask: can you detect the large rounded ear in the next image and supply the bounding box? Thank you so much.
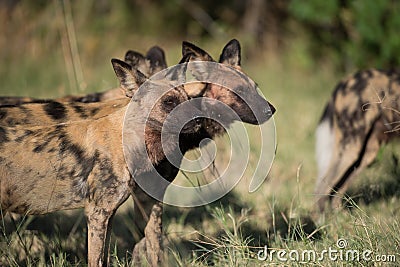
[146,46,167,73]
[124,50,147,71]
[181,41,214,62]
[219,39,241,66]
[179,42,213,97]
[111,58,147,97]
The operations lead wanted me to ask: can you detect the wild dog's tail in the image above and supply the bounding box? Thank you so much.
[315,101,335,188]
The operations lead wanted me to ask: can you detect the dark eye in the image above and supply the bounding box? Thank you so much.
[163,96,179,110]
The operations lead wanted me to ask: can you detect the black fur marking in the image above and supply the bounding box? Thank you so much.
[331,119,377,198]
[28,99,53,104]
[336,105,367,145]
[365,69,374,78]
[331,80,348,100]
[15,130,34,143]
[90,107,100,116]
[66,146,99,198]
[350,77,368,93]
[61,141,85,162]
[0,109,7,120]
[44,101,67,120]
[33,140,50,153]
[79,93,102,103]
[71,104,89,119]
[80,151,99,180]
[98,157,118,188]
[0,126,9,143]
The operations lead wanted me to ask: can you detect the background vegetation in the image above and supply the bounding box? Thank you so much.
[0,0,399,266]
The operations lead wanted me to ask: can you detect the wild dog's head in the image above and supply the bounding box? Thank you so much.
[180,39,275,127]
[112,58,203,168]
[111,58,201,136]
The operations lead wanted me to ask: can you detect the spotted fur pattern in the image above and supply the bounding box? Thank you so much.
[315,68,400,211]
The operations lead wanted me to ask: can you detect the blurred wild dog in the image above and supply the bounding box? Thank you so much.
[315,69,400,211]
[131,39,276,261]
[0,46,167,106]
[0,58,203,267]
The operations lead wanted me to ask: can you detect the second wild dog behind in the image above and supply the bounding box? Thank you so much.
[0,59,202,267]
[315,68,400,211]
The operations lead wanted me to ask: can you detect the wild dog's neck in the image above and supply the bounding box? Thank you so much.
[203,119,226,137]
[144,127,162,164]
[144,125,183,166]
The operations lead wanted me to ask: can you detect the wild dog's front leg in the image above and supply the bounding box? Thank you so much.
[132,201,164,266]
[132,184,167,266]
[86,205,116,267]
[85,178,130,266]
[144,202,164,266]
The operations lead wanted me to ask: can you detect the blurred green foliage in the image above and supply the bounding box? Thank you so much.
[289,0,400,69]
[1,0,400,96]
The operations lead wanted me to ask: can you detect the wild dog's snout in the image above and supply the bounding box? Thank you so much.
[266,101,276,116]
[234,91,275,125]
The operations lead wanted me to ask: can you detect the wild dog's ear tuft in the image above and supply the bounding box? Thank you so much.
[111,58,147,97]
[181,41,214,62]
[219,39,241,66]
[146,46,167,72]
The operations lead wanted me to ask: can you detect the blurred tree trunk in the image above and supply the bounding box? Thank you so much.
[242,0,288,52]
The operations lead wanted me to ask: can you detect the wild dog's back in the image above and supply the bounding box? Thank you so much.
[0,98,129,127]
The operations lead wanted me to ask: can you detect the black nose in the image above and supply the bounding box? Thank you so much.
[266,102,276,116]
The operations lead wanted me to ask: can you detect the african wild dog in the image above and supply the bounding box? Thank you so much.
[0,58,203,267]
[315,69,400,211]
[131,39,276,262]
[0,46,167,106]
